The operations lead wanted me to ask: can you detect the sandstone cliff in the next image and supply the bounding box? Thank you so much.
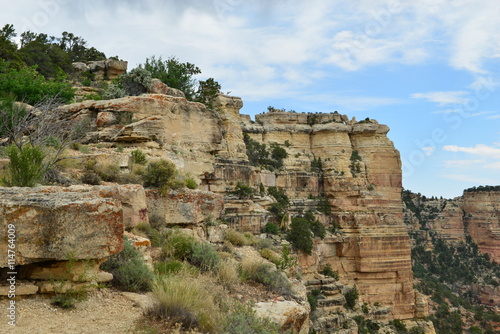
[403,189,500,263]
[0,86,429,330]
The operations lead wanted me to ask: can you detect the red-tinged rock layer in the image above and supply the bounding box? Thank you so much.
[462,191,500,263]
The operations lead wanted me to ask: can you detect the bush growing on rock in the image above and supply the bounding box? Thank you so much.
[287,217,313,255]
[101,237,154,292]
[240,258,292,295]
[221,303,282,334]
[224,229,249,246]
[130,149,147,165]
[2,144,45,187]
[142,159,185,194]
[147,270,223,332]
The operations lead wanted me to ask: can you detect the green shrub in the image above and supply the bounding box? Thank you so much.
[154,260,184,276]
[190,242,220,272]
[195,77,221,109]
[308,289,321,312]
[130,149,147,165]
[344,286,359,309]
[225,229,248,247]
[0,59,74,105]
[140,55,201,100]
[162,232,197,261]
[121,67,152,96]
[185,177,197,189]
[262,222,279,234]
[52,285,88,309]
[143,159,184,194]
[232,182,254,199]
[305,210,326,239]
[2,144,45,187]
[101,238,154,292]
[259,248,281,265]
[135,223,168,247]
[319,263,339,280]
[70,142,81,150]
[287,217,313,255]
[277,244,297,270]
[256,238,274,250]
[222,303,281,334]
[241,260,292,295]
[146,271,222,332]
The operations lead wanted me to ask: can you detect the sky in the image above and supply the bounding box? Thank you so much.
[1,0,499,198]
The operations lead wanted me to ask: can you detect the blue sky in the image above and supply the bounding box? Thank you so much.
[2,0,499,198]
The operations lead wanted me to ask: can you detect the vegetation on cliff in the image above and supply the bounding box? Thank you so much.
[404,190,500,334]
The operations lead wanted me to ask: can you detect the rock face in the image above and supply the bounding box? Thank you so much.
[403,190,500,263]
[72,59,128,80]
[254,300,310,334]
[240,112,416,319]
[49,93,422,321]
[146,189,224,227]
[0,186,125,267]
[462,191,500,263]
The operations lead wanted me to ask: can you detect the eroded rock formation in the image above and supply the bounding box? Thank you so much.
[2,88,427,324]
[403,190,500,263]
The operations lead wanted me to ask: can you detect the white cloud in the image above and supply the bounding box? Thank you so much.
[410,91,469,105]
[422,147,435,156]
[487,115,500,120]
[444,160,486,166]
[441,174,496,184]
[484,162,500,170]
[443,144,500,159]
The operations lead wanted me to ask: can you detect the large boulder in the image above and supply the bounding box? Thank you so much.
[254,300,310,334]
[0,187,124,267]
[146,189,224,226]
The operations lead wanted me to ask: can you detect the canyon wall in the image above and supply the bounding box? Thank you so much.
[403,190,500,263]
[8,88,423,319]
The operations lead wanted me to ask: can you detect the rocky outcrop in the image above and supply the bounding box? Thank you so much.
[254,300,310,334]
[146,189,224,227]
[148,78,186,98]
[238,112,416,319]
[72,59,128,80]
[49,93,423,321]
[403,190,500,263]
[56,94,235,175]
[0,186,125,267]
[462,191,500,263]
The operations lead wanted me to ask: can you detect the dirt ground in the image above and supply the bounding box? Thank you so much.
[1,289,144,334]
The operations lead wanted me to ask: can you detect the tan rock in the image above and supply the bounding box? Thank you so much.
[0,186,124,267]
[254,300,310,334]
[463,191,500,263]
[0,282,39,296]
[146,189,224,227]
[105,59,128,80]
[148,78,185,98]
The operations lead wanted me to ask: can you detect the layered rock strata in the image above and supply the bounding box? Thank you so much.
[403,190,500,263]
[46,91,420,319]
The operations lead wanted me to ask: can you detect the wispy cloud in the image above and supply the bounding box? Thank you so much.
[444,159,486,166]
[484,162,500,170]
[443,144,500,158]
[410,91,469,105]
[441,174,496,184]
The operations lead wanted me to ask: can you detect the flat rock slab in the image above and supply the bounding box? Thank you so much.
[0,186,125,267]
